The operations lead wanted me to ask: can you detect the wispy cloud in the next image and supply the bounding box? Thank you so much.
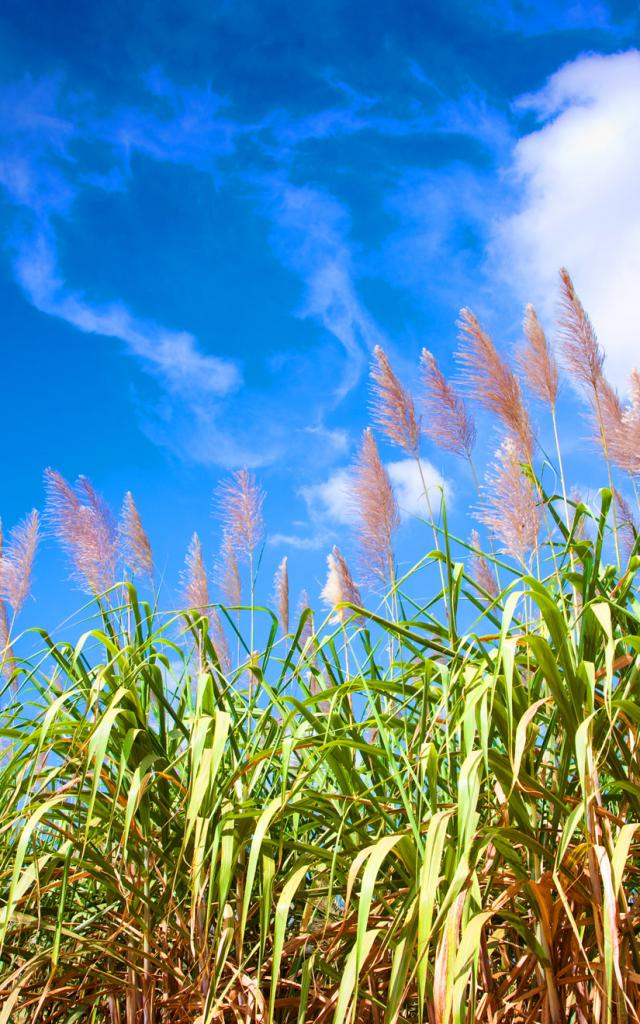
[0,70,398,466]
[13,230,241,398]
[98,67,247,178]
[380,163,498,312]
[268,530,330,551]
[475,0,633,37]
[0,72,249,464]
[258,176,388,401]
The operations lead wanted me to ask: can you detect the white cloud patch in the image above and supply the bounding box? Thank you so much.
[268,531,330,551]
[387,459,449,519]
[494,50,640,390]
[300,468,356,526]
[300,457,449,528]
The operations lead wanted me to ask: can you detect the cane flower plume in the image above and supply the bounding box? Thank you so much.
[0,522,12,679]
[320,547,363,624]
[215,534,241,607]
[216,469,265,562]
[351,428,399,584]
[0,510,39,615]
[519,304,559,408]
[0,599,12,676]
[181,533,209,613]
[273,556,289,635]
[468,529,498,600]
[558,267,604,393]
[458,308,533,461]
[614,490,638,561]
[118,492,153,580]
[477,438,541,564]
[594,378,640,476]
[209,607,231,674]
[370,345,420,454]
[630,368,640,412]
[44,469,117,594]
[419,348,476,459]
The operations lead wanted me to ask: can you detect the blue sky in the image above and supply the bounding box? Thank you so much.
[1,0,639,628]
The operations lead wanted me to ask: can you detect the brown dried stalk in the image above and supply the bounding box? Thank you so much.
[558,267,604,393]
[458,308,533,461]
[420,348,476,459]
[0,510,39,615]
[351,428,399,584]
[118,492,153,580]
[370,345,420,454]
[45,469,118,594]
[519,305,558,408]
[614,490,638,560]
[320,547,363,624]
[477,438,541,563]
[216,469,265,562]
[181,533,209,613]
[468,529,498,600]
[273,556,289,635]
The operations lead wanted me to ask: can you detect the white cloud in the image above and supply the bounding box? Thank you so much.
[268,531,330,550]
[494,50,640,390]
[300,468,356,526]
[300,457,449,527]
[387,459,449,519]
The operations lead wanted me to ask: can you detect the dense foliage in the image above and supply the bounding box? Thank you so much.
[1,489,640,1022]
[2,271,640,1021]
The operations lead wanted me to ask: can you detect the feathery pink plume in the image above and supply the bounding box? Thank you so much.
[320,547,363,624]
[0,510,39,615]
[614,490,638,561]
[630,368,640,412]
[0,599,13,679]
[118,492,153,580]
[0,520,15,681]
[477,438,540,563]
[209,606,231,674]
[217,534,242,606]
[558,267,604,392]
[216,469,265,561]
[45,469,117,593]
[458,308,533,461]
[420,348,476,458]
[468,529,498,600]
[273,556,289,635]
[181,533,209,613]
[370,345,420,454]
[519,305,559,408]
[597,378,640,476]
[351,428,399,584]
